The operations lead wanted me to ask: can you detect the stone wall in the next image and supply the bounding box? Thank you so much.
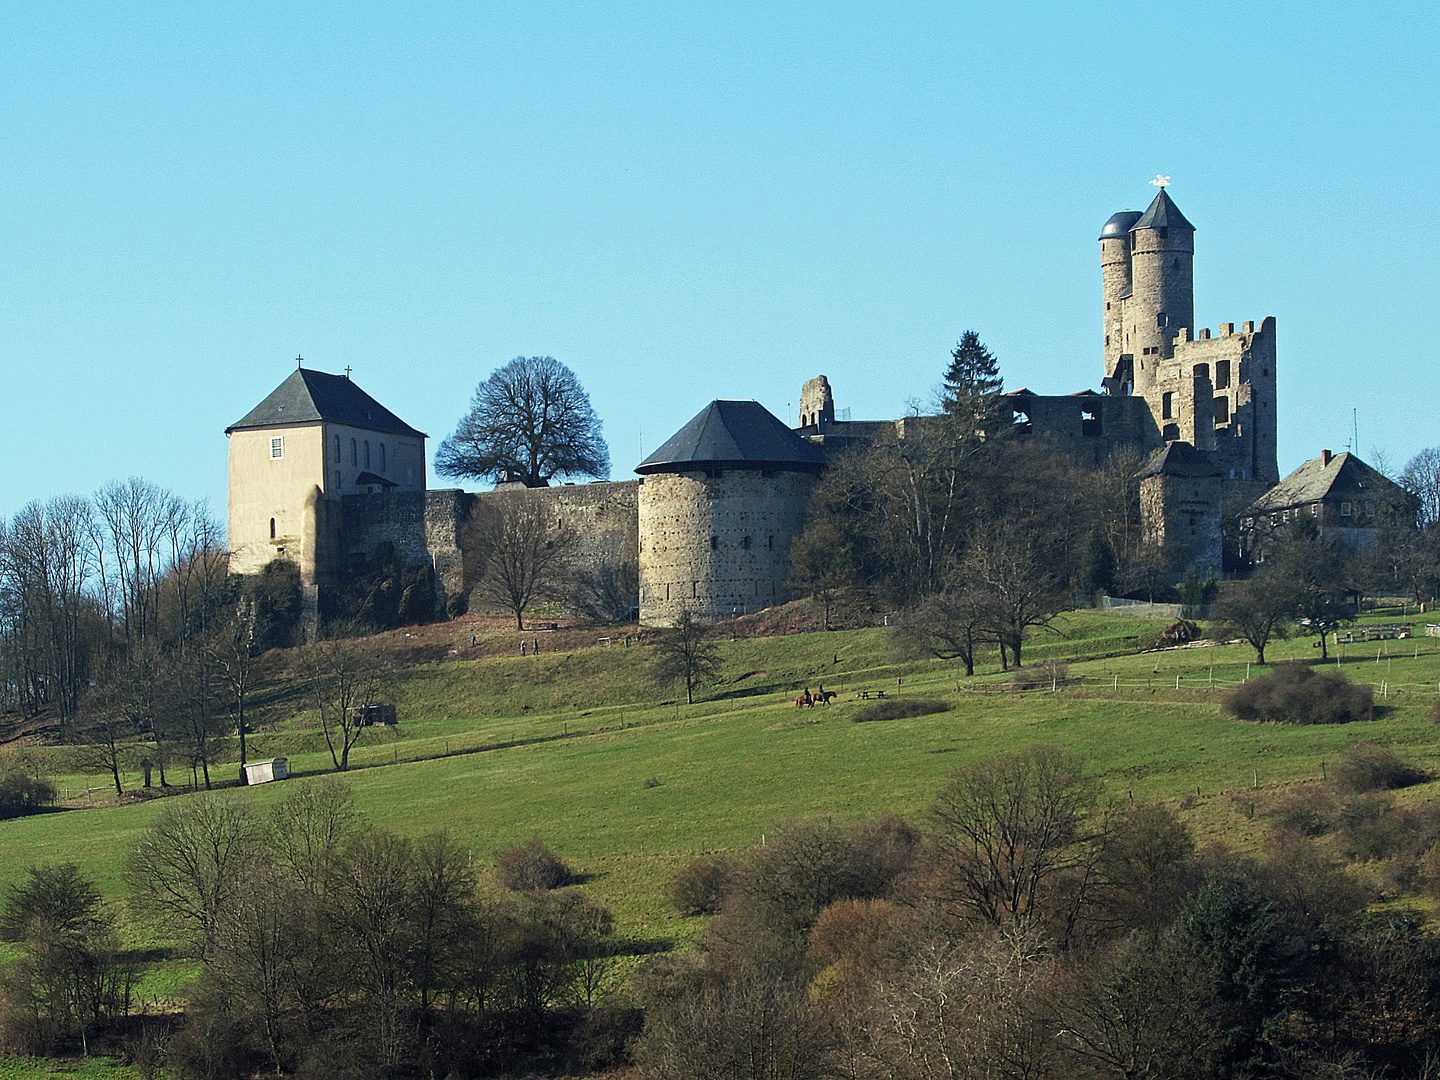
[1171,318,1278,485]
[638,469,817,625]
[998,393,1158,465]
[472,479,639,579]
[1141,472,1223,581]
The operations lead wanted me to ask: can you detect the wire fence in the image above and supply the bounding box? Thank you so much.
[959,669,1440,697]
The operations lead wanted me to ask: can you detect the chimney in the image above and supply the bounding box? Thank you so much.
[1322,449,1332,466]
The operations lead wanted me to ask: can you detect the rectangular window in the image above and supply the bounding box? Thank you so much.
[334,435,340,463]
[364,441,370,468]
[1341,502,1353,517]
[1214,359,1230,389]
[1162,392,1173,420]
[351,438,357,466]
[1213,396,1230,424]
[710,535,719,551]
[270,436,284,459]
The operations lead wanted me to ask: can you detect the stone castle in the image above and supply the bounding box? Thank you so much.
[226,187,1277,627]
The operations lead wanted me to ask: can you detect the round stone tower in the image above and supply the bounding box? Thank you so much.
[1100,209,1142,389]
[1125,188,1195,388]
[636,400,827,626]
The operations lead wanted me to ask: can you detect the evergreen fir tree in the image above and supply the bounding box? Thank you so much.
[942,330,1002,419]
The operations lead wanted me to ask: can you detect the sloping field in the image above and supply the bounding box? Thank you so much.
[4,608,1440,981]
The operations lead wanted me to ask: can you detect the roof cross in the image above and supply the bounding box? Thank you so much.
[1150,174,1171,188]
[296,355,304,369]
[344,366,353,379]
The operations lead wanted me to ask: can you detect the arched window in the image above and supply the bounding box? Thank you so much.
[351,438,357,466]
[379,443,386,471]
[364,441,370,468]
[270,518,276,539]
[334,435,341,463]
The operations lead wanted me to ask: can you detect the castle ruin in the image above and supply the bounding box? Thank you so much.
[226,187,1277,627]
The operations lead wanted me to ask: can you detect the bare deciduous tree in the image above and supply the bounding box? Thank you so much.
[1400,447,1440,528]
[436,356,610,487]
[927,746,1106,933]
[651,608,723,705]
[892,586,1001,677]
[126,794,263,959]
[463,493,578,630]
[301,626,391,772]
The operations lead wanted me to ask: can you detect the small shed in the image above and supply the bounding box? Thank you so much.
[243,758,289,785]
[350,703,397,727]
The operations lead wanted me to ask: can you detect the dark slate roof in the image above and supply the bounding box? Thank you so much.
[1247,452,1407,514]
[1099,209,1142,240]
[1132,189,1195,233]
[226,368,427,437]
[1135,441,1222,480]
[354,471,397,488]
[635,400,828,475]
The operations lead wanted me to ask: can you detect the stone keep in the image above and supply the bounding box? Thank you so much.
[1100,188,1278,492]
[636,400,826,626]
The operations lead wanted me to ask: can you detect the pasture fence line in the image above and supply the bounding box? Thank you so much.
[956,671,1440,697]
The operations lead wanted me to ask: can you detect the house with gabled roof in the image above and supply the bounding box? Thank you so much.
[1240,450,1417,560]
[226,364,428,583]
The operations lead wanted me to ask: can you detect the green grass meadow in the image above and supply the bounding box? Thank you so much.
[5,607,1440,1016]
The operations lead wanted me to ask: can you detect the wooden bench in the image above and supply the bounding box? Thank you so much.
[856,689,886,700]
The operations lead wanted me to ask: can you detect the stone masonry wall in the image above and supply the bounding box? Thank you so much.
[471,480,639,582]
[638,469,817,626]
[1141,472,1222,581]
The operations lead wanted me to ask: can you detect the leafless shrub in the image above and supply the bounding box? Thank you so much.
[852,697,948,722]
[1271,784,1337,837]
[1225,662,1373,725]
[1011,659,1070,691]
[1332,741,1427,793]
[494,837,575,892]
[667,855,736,917]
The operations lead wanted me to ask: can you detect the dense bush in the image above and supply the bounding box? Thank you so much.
[852,697,949,722]
[1224,662,1373,724]
[0,768,55,819]
[1335,793,1415,862]
[1270,784,1336,836]
[667,855,736,917]
[495,837,576,891]
[1332,740,1427,793]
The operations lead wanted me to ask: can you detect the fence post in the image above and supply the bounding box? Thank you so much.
[1175,674,1180,690]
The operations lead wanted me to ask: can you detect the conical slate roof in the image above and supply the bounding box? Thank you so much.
[227,368,426,438]
[1135,441,1221,480]
[1131,189,1195,233]
[635,400,828,475]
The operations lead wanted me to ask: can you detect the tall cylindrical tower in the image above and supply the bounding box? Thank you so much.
[635,400,827,626]
[1100,209,1142,388]
[1126,189,1195,388]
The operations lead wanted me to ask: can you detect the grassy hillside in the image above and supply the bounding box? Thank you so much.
[4,606,1440,999]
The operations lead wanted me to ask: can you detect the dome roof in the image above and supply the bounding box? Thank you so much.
[1099,210,1142,240]
[635,400,828,475]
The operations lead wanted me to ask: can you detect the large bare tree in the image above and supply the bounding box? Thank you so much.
[436,356,610,487]
[301,626,392,772]
[463,493,578,630]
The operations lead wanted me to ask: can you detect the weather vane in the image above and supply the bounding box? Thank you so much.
[1150,174,1171,188]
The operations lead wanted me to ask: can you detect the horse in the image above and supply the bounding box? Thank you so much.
[813,689,837,704]
[795,690,814,708]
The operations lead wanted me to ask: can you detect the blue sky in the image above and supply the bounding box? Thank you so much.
[2,0,1437,523]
